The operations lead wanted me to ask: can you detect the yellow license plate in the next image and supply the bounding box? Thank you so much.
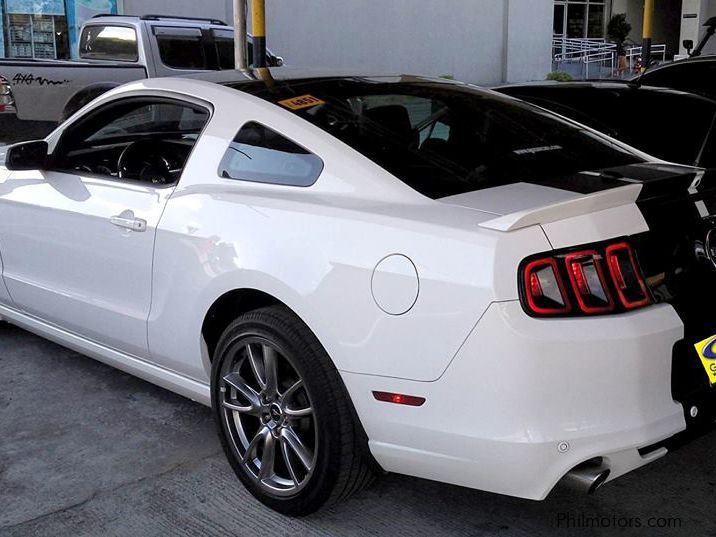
[693,335,716,386]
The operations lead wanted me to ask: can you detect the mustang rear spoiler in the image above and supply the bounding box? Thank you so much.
[478,184,643,232]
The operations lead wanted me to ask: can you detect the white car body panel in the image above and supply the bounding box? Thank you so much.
[0,171,173,357]
[344,301,685,499]
[0,75,696,501]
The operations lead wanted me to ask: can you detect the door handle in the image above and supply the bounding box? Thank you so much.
[110,215,147,232]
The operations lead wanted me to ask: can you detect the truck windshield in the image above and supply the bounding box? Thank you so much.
[230,77,644,199]
[80,25,138,62]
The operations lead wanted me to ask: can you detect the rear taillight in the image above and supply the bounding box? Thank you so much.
[519,239,652,317]
[564,250,614,314]
[605,242,652,309]
[0,76,16,114]
[522,258,571,315]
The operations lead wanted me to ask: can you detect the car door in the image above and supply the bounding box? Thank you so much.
[0,94,210,358]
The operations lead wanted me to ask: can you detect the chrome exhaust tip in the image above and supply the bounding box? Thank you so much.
[559,459,611,495]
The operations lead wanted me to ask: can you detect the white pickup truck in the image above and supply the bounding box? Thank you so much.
[0,14,282,124]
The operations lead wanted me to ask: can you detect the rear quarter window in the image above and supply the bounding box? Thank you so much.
[219,122,324,186]
[79,25,138,62]
[154,27,208,70]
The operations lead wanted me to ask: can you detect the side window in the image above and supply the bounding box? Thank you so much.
[419,120,451,145]
[219,122,324,186]
[213,30,255,70]
[154,27,208,70]
[79,25,138,62]
[52,99,210,186]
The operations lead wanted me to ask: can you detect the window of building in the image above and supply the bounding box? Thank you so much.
[554,1,608,39]
[219,122,324,186]
[1,0,70,59]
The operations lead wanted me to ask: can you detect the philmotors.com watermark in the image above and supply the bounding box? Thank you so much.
[553,512,683,530]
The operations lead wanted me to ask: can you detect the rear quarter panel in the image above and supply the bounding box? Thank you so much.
[142,82,554,382]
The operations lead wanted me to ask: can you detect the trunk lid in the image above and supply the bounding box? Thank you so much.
[438,162,703,231]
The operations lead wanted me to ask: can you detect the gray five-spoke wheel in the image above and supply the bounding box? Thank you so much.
[220,337,318,496]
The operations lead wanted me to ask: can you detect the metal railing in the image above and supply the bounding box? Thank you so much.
[552,36,667,79]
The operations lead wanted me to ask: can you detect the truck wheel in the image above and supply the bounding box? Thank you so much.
[61,88,111,122]
[211,305,376,516]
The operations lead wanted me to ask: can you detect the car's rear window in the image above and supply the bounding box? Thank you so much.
[79,25,138,62]
[228,78,643,199]
[501,87,716,167]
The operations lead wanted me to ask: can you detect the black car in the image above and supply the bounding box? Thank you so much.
[633,16,716,99]
[495,81,716,169]
[636,55,716,100]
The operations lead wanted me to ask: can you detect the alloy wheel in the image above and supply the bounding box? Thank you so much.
[219,337,318,496]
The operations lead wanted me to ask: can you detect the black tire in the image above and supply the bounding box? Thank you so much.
[211,305,376,516]
[60,87,112,122]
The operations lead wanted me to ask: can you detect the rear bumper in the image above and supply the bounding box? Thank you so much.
[344,301,689,499]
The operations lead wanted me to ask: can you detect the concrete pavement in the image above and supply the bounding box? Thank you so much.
[1,321,715,537]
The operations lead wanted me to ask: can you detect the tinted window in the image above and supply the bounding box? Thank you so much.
[86,102,207,142]
[640,62,716,99]
[214,31,255,70]
[505,87,716,166]
[219,122,324,186]
[155,27,207,70]
[79,25,138,62]
[53,99,209,185]
[230,79,642,199]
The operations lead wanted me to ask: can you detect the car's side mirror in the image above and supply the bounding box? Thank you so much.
[683,39,694,54]
[271,56,284,67]
[4,140,48,171]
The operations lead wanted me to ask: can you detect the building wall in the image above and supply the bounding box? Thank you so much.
[680,0,716,55]
[120,0,233,22]
[262,0,553,85]
[611,0,683,56]
[612,0,715,58]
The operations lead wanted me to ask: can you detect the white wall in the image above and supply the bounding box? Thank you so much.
[263,0,553,85]
[118,0,553,85]
[121,0,233,22]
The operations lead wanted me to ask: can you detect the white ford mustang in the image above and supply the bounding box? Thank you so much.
[1,69,714,515]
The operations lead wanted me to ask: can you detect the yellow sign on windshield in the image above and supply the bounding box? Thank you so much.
[278,95,326,111]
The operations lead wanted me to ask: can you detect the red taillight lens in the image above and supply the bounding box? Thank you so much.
[522,258,571,315]
[564,250,614,314]
[605,242,652,309]
[520,240,652,317]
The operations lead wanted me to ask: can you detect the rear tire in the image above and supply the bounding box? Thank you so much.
[211,305,376,516]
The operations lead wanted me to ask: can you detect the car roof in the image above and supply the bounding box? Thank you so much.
[496,80,716,102]
[185,68,487,99]
[89,14,229,29]
[188,68,461,85]
[631,54,716,79]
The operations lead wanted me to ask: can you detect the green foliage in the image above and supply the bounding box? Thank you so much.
[546,71,573,82]
[607,13,632,45]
